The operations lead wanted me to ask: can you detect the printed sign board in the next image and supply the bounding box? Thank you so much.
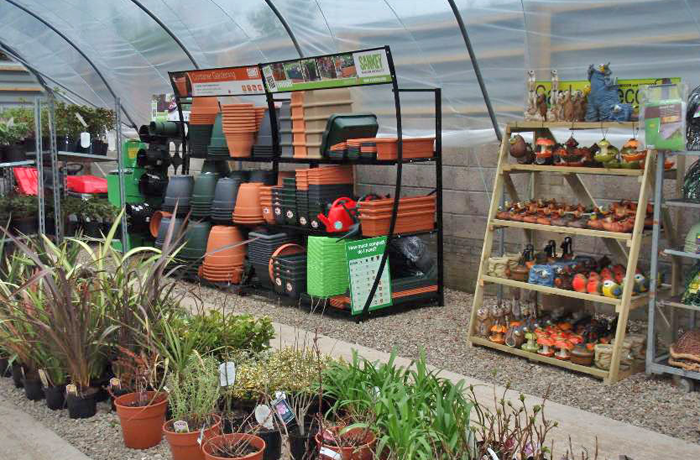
[261,47,393,93]
[169,66,265,98]
[345,237,392,315]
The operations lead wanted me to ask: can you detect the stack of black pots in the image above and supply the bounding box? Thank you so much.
[271,253,307,298]
[247,231,294,288]
[211,178,243,224]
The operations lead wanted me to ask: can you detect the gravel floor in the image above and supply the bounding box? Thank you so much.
[183,283,700,445]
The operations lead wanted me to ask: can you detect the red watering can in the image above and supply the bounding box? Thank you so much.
[317,197,357,233]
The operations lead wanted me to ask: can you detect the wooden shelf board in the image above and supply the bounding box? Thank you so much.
[491,219,632,241]
[502,163,644,176]
[658,295,700,313]
[470,337,608,379]
[481,275,620,306]
[508,121,638,130]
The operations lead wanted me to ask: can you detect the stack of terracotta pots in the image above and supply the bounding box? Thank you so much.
[199,226,246,284]
[259,186,275,224]
[358,195,436,237]
[290,89,352,159]
[222,103,257,158]
[189,98,220,158]
[233,182,265,224]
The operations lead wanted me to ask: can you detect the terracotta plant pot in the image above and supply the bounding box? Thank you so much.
[114,391,169,449]
[203,433,266,460]
[315,427,376,460]
[164,415,222,460]
[204,226,246,267]
[150,211,173,238]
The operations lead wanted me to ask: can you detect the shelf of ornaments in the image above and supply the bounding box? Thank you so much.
[479,275,656,313]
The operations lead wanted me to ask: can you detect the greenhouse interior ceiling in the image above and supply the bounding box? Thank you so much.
[2,0,700,145]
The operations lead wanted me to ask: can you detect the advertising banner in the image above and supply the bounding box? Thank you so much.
[261,47,393,93]
[169,66,265,98]
[534,77,681,109]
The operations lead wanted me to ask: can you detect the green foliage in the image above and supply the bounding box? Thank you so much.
[170,310,274,360]
[0,102,115,140]
[167,354,221,430]
[227,347,334,401]
[7,195,38,219]
[322,350,474,460]
[80,197,118,221]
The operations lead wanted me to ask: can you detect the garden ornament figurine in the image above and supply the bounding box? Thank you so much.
[547,69,560,121]
[525,70,539,120]
[585,63,633,122]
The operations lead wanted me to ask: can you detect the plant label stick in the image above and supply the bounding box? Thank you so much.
[38,369,49,388]
[272,397,295,426]
[173,420,189,433]
[197,426,205,445]
[319,447,341,460]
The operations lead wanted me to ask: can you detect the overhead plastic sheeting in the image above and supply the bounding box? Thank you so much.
[1,0,700,146]
[0,4,114,112]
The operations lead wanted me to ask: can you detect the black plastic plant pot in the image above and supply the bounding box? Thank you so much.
[258,428,282,460]
[4,143,27,163]
[11,215,38,236]
[289,424,318,460]
[67,392,97,419]
[137,146,171,168]
[248,170,276,185]
[0,357,10,378]
[228,171,250,182]
[149,120,180,137]
[82,220,102,238]
[155,216,184,249]
[11,362,24,388]
[184,221,212,252]
[23,378,44,401]
[44,385,66,410]
[201,159,230,176]
[139,173,169,197]
[164,175,194,209]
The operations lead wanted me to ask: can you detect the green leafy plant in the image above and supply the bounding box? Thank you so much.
[167,353,221,431]
[7,195,38,219]
[0,116,31,145]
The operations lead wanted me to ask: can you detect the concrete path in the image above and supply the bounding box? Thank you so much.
[0,393,91,460]
[269,321,700,460]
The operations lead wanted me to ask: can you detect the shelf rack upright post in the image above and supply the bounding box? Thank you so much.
[468,121,656,384]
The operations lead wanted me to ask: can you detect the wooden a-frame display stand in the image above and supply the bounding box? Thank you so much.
[468,121,657,384]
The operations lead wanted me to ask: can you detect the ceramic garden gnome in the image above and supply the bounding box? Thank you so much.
[585,63,632,122]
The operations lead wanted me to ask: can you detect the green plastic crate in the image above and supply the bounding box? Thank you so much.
[306,236,349,297]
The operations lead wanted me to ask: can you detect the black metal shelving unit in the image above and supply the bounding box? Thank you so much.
[168,45,444,320]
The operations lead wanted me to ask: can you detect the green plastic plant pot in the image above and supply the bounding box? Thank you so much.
[149,121,180,137]
[184,221,212,253]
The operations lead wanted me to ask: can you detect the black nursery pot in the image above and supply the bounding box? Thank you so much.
[11,215,38,236]
[82,220,102,238]
[67,392,97,419]
[23,378,44,401]
[109,387,129,411]
[11,362,24,388]
[44,385,66,410]
[289,424,319,460]
[0,357,10,378]
[258,428,282,460]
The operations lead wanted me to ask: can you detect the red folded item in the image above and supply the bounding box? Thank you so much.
[13,167,38,195]
[66,175,107,194]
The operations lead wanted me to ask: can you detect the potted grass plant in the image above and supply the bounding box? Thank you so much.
[202,431,266,460]
[163,354,222,460]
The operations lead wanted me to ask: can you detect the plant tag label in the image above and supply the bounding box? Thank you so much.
[219,362,236,387]
[272,397,295,426]
[66,384,78,396]
[80,132,91,148]
[319,447,341,459]
[38,369,49,387]
[255,404,274,429]
[109,377,121,389]
[274,391,286,400]
[197,426,205,445]
[173,420,189,433]
[75,112,88,128]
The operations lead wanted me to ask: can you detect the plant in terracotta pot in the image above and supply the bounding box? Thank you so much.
[163,354,222,460]
[202,431,266,460]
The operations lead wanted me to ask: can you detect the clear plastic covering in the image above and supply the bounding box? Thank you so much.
[0,0,699,146]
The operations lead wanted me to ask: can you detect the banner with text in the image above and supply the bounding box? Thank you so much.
[261,48,393,93]
[535,77,681,109]
[169,66,265,98]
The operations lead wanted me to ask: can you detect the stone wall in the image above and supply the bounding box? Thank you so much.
[355,143,693,293]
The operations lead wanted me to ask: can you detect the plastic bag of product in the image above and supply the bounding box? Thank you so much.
[387,236,435,277]
[683,159,700,202]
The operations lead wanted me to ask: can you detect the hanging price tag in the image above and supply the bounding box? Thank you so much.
[255,405,274,429]
[219,362,236,387]
[66,384,78,396]
[109,377,121,389]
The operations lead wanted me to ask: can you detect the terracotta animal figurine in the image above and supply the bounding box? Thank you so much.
[573,90,587,121]
[536,93,548,121]
[547,69,560,121]
[562,90,575,122]
[585,63,632,122]
[525,70,539,120]
[475,307,494,338]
